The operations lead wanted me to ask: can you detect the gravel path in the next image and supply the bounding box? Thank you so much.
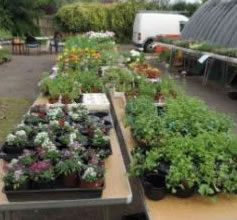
[0,55,56,100]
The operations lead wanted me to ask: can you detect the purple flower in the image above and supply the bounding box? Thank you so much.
[61,149,72,158]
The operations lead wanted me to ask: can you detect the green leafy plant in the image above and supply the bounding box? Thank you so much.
[55,157,83,176]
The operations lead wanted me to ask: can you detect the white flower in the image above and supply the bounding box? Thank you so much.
[14,170,23,181]
[15,130,26,137]
[82,167,97,180]
[41,139,57,152]
[11,159,19,165]
[69,132,77,146]
[87,31,115,39]
[6,134,16,145]
[34,132,49,146]
[49,120,59,127]
[130,49,140,57]
[47,107,63,120]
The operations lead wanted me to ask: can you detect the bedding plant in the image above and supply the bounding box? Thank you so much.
[2,104,112,190]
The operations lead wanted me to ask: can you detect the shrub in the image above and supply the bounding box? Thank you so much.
[55,1,158,42]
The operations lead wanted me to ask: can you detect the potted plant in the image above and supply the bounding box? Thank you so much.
[55,156,83,187]
[68,104,89,123]
[47,106,64,121]
[30,161,55,189]
[80,165,104,188]
[4,130,28,154]
[18,150,37,167]
[3,168,29,191]
[142,173,166,201]
[92,128,110,150]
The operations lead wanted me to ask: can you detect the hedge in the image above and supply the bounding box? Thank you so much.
[55,1,158,42]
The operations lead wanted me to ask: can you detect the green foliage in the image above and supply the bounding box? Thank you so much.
[0,0,41,36]
[0,29,11,39]
[126,90,236,197]
[171,1,200,17]
[163,95,233,136]
[0,49,11,63]
[103,67,135,92]
[40,73,81,100]
[55,1,158,42]
[55,157,83,176]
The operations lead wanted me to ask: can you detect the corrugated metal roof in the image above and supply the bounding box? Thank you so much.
[182,0,237,48]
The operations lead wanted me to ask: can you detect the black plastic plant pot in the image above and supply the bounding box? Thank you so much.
[157,161,170,176]
[122,213,148,220]
[2,144,23,155]
[174,186,195,198]
[142,174,166,201]
[31,181,55,190]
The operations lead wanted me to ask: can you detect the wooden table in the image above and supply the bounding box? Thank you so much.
[0,96,132,219]
[11,41,25,55]
[110,94,237,220]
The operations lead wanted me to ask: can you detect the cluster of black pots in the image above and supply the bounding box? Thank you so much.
[142,161,195,201]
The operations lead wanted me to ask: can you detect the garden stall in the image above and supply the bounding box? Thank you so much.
[110,93,237,220]
[0,95,132,220]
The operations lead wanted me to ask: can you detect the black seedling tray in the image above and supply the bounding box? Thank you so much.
[4,185,104,202]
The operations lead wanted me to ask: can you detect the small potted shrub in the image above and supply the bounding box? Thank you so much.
[80,165,104,188]
[3,168,29,191]
[30,161,55,189]
[55,156,83,187]
[4,130,28,154]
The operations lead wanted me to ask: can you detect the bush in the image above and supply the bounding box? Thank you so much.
[55,1,158,42]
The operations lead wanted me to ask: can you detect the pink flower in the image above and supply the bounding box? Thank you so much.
[30,161,51,172]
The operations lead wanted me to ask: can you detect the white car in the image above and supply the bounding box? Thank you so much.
[132,11,189,51]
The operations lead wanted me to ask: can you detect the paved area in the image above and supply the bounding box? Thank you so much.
[0,55,56,100]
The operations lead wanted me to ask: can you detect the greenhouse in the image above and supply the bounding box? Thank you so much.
[182,0,237,48]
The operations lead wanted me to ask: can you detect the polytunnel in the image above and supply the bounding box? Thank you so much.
[182,0,237,48]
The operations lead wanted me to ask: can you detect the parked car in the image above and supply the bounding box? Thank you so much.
[132,11,189,51]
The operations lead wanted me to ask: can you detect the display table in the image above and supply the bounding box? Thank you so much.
[110,94,237,220]
[0,97,132,219]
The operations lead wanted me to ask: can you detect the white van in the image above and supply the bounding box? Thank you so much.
[132,11,189,51]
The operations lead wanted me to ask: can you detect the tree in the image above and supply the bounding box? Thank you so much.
[0,0,44,36]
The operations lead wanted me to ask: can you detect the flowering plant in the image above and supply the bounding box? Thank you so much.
[68,104,89,122]
[58,47,101,71]
[47,106,64,121]
[3,168,28,190]
[81,165,104,182]
[29,161,55,182]
[126,50,145,64]
[6,130,28,148]
[92,128,110,148]
[87,31,115,40]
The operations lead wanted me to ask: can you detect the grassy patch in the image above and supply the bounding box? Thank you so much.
[0,97,31,144]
